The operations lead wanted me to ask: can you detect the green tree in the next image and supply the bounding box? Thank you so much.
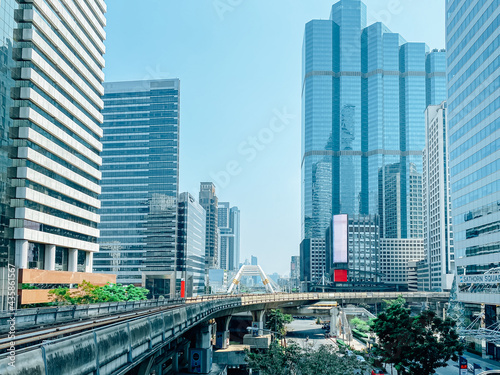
[246,342,367,375]
[266,309,293,337]
[371,298,464,375]
[49,281,149,305]
[350,317,370,333]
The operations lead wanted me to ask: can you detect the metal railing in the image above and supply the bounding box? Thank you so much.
[0,297,184,334]
[0,291,449,335]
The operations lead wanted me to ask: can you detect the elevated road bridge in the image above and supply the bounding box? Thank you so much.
[0,292,449,375]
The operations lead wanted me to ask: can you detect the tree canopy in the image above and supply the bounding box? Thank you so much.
[246,342,368,375]
[371,297,464,375]
[266,309,294,337]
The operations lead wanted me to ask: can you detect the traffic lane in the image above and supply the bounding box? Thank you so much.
[286,319,333,346]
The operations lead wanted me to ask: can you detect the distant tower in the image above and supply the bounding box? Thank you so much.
[217,203,240,271]
[177,192,206,297]
[218,202,232,270]
[199,182,219,269]
[230,206,241,270]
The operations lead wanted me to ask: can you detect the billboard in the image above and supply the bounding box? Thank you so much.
[334,269,348,282]
[458,273,500,284]
[332,214,348,264]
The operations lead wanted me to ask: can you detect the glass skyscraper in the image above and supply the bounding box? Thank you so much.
[199,182,219,269]
[302,0,446,242]
[446,0,499,303]
[95,79,180,298]
[177,192,206,297]
[217,202,240,271]
[0,0,17,309]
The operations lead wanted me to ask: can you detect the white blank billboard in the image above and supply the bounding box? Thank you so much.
[332,214,348,263]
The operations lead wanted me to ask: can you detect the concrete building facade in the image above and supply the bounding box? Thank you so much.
[199,182,219,270]
[423,102,454,291]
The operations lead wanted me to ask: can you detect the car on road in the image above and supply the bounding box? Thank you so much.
[371,368,388,375]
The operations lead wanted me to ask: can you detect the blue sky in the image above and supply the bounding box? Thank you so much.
[104,0,446,276]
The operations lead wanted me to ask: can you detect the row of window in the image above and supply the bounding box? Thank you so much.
[448,14,499,83]
[448,2,498,66]
[452,159,499,194]
[449,96,499,146]
[449,78,499,129]
[448,35,498,99]
[455,180,499,209]
[449,56,499,114]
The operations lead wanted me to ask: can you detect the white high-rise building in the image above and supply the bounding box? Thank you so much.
[11,1,106,270]
[423,102,454,291]
[379,239,424,286]
[5,0,110,306]
[217,202,240,271]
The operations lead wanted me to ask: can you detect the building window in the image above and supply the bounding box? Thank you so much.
[28,243,45,270]
[55,247,68,271]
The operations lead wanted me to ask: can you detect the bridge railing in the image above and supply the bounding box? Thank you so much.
[0,298,243,375]
[238,291,450,306]
[0,292,449,335]
[0,297,184,334]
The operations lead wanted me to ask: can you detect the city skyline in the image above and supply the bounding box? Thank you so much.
[0,0,497,372]
[103,0,446,275]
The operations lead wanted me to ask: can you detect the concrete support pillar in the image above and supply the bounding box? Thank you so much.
[190,322,213,374]
[215,316,232,349]
[195,322,213,349]
[44,244,56,271]
[15,240,29,269]
[68,249,78,272]
[251,310,265,336]
[330,307,340,337]
[85,251,93,273]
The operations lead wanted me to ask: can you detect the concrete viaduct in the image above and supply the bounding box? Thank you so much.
[0,292,449,375]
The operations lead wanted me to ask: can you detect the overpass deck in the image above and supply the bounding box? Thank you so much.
[0,292,449,375]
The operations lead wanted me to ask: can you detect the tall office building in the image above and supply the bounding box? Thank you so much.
[177,192,206,297]
[423,102,454,291]
[325,215,380,287]
[217,202,240,271]
[95,79,180,297]
[301,0,446,240]
[0,0,18,309]
[2,0,111,307]
[379,238,424,286]
[300,238,326,287]
[230,206,240,270]
[199,182,219,269]
[218,202,232,270]
[446,0,500,344]
[290,256,300,289]
[300,0,446,290]
[378,162,423,239]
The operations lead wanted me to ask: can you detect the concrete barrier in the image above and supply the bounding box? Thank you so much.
[0,299,241,375]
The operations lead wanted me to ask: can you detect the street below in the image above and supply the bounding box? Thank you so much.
[285,318,500,375]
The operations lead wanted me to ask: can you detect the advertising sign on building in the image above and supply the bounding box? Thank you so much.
[458,273,500,285]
